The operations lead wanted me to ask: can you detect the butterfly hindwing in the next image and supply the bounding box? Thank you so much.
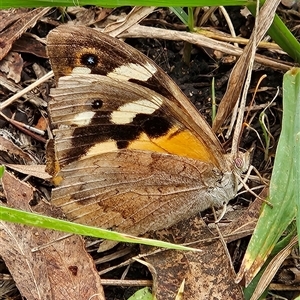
[51,148,236,236]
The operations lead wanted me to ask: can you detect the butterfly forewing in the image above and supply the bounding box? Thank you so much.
[47,25,227,168]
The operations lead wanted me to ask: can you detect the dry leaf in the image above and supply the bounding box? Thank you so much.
[0,135,35,164]
[12,33,47,58]
[0,7,51,60]
[103,6,156,37]
[0,172,105,300]
[220,189,267,243]
[0,51,23,83]
[142,215,244,299]
[5,164,51,180]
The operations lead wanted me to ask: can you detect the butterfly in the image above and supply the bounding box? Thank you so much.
[46,25,245,242]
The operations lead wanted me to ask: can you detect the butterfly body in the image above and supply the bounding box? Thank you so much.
[47,25,240,238]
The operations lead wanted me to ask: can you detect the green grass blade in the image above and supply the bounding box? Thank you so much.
[237,68,299,286]
[0,206,199,251]
[128,287,153,300]
[187,7,194,31]
[170,7,188,25]
[0,1,256,9]
[243,223,296,299]
[0,166,5,179]
[292,69,300,245]
[247,5,300,63]
[268,15,300,63]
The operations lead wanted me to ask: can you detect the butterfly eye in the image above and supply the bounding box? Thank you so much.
[91,99,103,109]
[81,53,98,67]
[234,156,244,170]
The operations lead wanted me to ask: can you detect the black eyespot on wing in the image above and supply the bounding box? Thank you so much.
[91,99,103,109]
[81,53,99,67]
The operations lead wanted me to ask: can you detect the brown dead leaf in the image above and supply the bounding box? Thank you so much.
[104,7,156,37]
[67,6,111,26]
[0,51,23,83]
[12,33,47,58]
[0,135,35,164]
[0,7,51,60]
[142,215,244,299]
[35,115,48,131]
[249,236,298,300]
[0,171,105,300]
[5,164,51,180]
[0,9,30,32]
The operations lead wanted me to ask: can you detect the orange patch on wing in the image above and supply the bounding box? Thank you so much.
[128,126,218,165]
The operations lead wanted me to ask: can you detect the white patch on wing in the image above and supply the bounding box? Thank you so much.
[108,62,157,81]
[72,111,95,126]
[110,110,136,125]
[71,67,91,74]
[81,141,118,159]
[110,98,162,125]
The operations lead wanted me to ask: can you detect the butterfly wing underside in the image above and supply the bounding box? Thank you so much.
[47,25,237,237]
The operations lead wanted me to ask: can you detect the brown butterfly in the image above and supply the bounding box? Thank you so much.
[46,25,246,242]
